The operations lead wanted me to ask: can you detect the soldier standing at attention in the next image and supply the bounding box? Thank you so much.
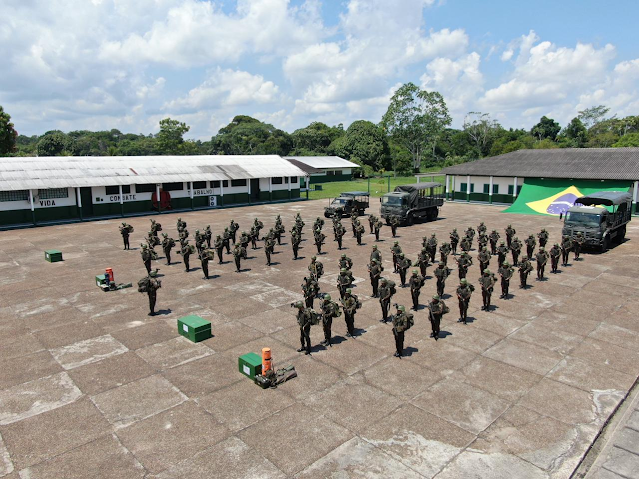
[178,225,189,244]
[456,279,474,324]
[334,221,345,249]
[308,256,324,281]
[176,217,186,231]
[496,240,509,268]
[439,242,452,266]
[194,229,206,257]
[456,252,472,280]
[477,233,488,251]
[409,270,425,310]
[538,228,549,248]
[292,231,302,260]
[549,243,561,273]
[274,218,284,246]
[450,228,460,255]
[292,301,314,355]
[336,268,353,299]
[397,253,412,287]
[378,278,396,322]
[341,288,361,337]
[479,269,496,311]
[161,233,175,265]
[150,219,162,241]
[313,216,324,232]
[415,247,430,277]
[498,261,514,299]
[264,235,275,266]
[239,231,250,256]
[320,294,341,347]
[525,234,537,259]
[370,244,382,264]
[369,259,383,297]
[180,240,193,272]
[223,227,232,254]
[478,246,491,274]
[434,262,451,297]
[561,235,573,266]
[374,217,383,241]
[302,276,319,308]
[427,295,449,340]
[488,229,500,255]
[249,224,260,250]
[213,235,224,264]
[426,234,438,263]
[146,230,160,250]
[314,227,326,254]
[391,241,402,273]
[253,217,264,236]
[355,222,365,245]
[573,232,585,260]
[390,215,400,237]
[518,256,533,288]
[536,247,550,280]
[138,275,161,316]
[460,235,472,253]
[465,226,476,244]
[351,212,359,237]
[204,225,212,248]
[368,214,376,234]
[510,236,522,265]
[200,248,212,279]
[119,222,133,250]
[339,253,353,271]
[392,304,414,357]
[232,242,244,273]
[477,222,487,236]
[505,224,516,248]
[140,244,153,274]
[229,220,239,244]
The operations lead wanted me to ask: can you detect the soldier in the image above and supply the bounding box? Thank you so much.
[178,225,189,244]
[264,234,275,266]
[510,236,522,266]
[573,232,585,260]
[336,268,353,299]
[460,235,472,253]
[498,261,514,299]
[538,228,549,248]
[456,279,474,324]
[465,226,476,243]
[313,216,325,232]
[450,228,460,255]
[478,233,489,251]
[496,240,509,268]
[427,295,449,340]
[180,240,193,272]
[414,247,430,277]
[479,269,496,311]
[292,301,314,355]
[274,218,285,246]
[302,276,319,308]
[505,224,516,248]
[368,214,376,234]
[434,262,451,297]
[355,222,365,245]
[150,219,162,239]
[294,212,305,228]
[426,233,438,263]
[232,242,245,273]
[194,229,206,256]
[488,229,500,255]
[369,259,383,297]
[213,234,224,264]
[561,235,573,266]
[370,244,382,264]
[390,215,399,237]
[292,231,302,260]
[138,275,161,316]
[308,256,324,281]
[456,251,473,280]
[334,221,346,250]
[392,304,414,357]
[478,246,492,274]
[249,224,260,250]
[339,253,353,271]
[518,256,533,288]
[176,217,186,231]
[146,230,160,249]
[351,212,359,237]
[223,227,232,254]
[200,248,213,279]
[314,228,326,254]
[536,247,550,280]
[320,293,341,347]
[341,288,361,337]
[439,242,452,266]
[161,233,175,265]
[229,219,239,244]
[549,243,561,273]
[140,244,154,273]
[239,231,250,255]
[253,217,264,235]
[397,253,412,287]
[373,217,383,241]
[391,241,402,273]
[378,278,396,322]
[525,234,536,259]
[409,270,425,310]
[119,222,133,250]
[477,221,487,236]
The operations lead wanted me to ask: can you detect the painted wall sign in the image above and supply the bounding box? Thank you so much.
[108,194,137,202]
[187,189,215,196]
[39,200,57,207]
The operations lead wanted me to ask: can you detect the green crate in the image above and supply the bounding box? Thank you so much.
[177,315,212,343]
[44,250,63,263]
[95,274,107,287]
[238,352,262,379]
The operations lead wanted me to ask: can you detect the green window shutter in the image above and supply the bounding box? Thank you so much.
[493,184,499,194]
[460,183,467,192]
[470,184,475,193]
[483,184,490,194]
[508,185,514,195]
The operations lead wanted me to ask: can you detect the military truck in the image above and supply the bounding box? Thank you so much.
[562,191,632,252]
[380,182,444,225]
[324,191,370,218]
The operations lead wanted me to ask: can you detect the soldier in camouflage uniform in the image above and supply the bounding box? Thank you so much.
[336,268,354,299]
[229,219,239,244]
[510,236,522,266]
[223,227,232,254]
[518,256,533,288]
[368,259,383,298]
[239,231,250,257]
[478,246,492,274]
[264,234,275,266]
[194,229,206,257]
[505,224,516,248]
[180,240,193,272]
[204,225,212,248]
[351,212,359,237]
[150,219,162,241]
[478,233,489,251]
[390,215,400,237]
[392,304,414,357]
[292,301,314,355]
[146,230,160,249]
[302,276,319,308]
[439,242,452,266]
[138,275,161,316]
[378,277,396,322]
[479,269,496,311]
[355,222,365,245]
[341,288,361,337]
[488,229,500,255]
[549,243,561,273]
[339,253,353,271]
[213,235,224,264]
[414,247,430,277]
[561,235,573,266]
[373,217,383,241]
[477,221,487,236]
[176,217,186,231]
[409,270,425,311]
[320,294,341,347]
[460,235,472,253]
[496,240,509,268]
[308,256,324,281]
[334,221,346,250]
[455,251,473,280]
[456,278,474,324]
[313,216,324,232]
[370,244,382,264]
[537,228,549,248]
[425,233,438,263]
[427,295,449,340]
[573,232,585,260]
[232,242,245,273]
[119,222,133,250]
[249,224,260,250]
[200,248,213,279]
[291,230,302,260]
[140,243,155,274]
[450,228,460,255]
[536,247,550,280]
[161,233,175,265]
[465,226,476,243]
[314,227,326,254]
[397,253,412,287]
[368,214,376,234]
[274,217,284,246]
[525,234,537,259]
[498,261,514,299]
[391,241,402,273]
[434,262,451,297]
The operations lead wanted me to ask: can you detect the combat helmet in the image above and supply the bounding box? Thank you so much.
[397,305,405,311]
[324,294,331,301]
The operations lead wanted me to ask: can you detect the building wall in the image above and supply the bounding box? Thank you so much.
[450,175,518,203]
[307,168,352,184]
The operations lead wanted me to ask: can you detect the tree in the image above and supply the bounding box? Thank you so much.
[0,106,18,155]
[329,120,389,174]
[531,116,561,141]
[463,112,501,157]
[578,105,610,129]
[290,122,344,155]
[562,117,588,147]
[612,132,639,148]
[381,83,451,172]
[36,131,69,156]
[157,118,190,155]
[210,115,292,155]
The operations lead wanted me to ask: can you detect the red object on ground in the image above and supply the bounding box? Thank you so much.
[105,268,114,282]
[262,347,272,373]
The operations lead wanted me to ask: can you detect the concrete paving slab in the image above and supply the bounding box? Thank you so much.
[33,319,105,349]
[161,353,243,398]
[363,355,441,400]
[508,321,583,355]
[436,449,549,479]
[483,338,563,376]
[588,323,639,351]
[135,336,212,370]
[548,356,636,392]
[569,338,639,376]
[0,433,13,477]
[602,446,639,478]
[0,351,62,391]
[109,320,178,350]
[50,334,128,370]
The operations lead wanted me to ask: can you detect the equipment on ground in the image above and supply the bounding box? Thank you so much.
[45,249,63,262]
[239,352,263,379]
[380,182,444,225]
[178,315,212,343]
[324,192,370,218]
[254,365,297,389]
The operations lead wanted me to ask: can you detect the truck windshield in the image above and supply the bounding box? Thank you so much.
[565,212,602,227]
[382,196,403,206]
[331,198,348,205]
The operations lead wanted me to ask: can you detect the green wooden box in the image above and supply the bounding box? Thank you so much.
[177,315,212,343]
[238,352,262,379]
[44,250,63,262]
[95,274,107,287]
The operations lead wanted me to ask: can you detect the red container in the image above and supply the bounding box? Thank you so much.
[105,268,114,282]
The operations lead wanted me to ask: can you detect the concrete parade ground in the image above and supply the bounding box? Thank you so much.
[0,199,637,478]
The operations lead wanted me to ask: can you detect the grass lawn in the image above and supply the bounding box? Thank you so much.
[308,172,445,200]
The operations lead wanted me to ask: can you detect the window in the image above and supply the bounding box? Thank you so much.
[211,181,220,188]
[0,190,29,202]
[162,182,183,192]
[483,184,490,194]
[460,183,467,193]
[284,177,289,184]
[492,184,499,195]
[290,176,297,183]
[136,184,156,193]
[105,185,131,195]
[231,179,247,187]
[192,181,207,189]
[470,184,475,193]
[39,188,68,199]
[508,184,522,195]
[272,177,283,185]
[223,180,229,187]
[326,170,335,176]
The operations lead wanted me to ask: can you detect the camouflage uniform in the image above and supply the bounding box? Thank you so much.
[293,302,314,355]
[505,225,516,248]
[479,270,496,311]
[397,253,412,286]
[408,270,425,310]
[341,289,361,337]
[434,263,451,297]
[525,234,537,259]
[428,296,449,340]
[390,215,399,237]
[320,294,341,347]
[391,241,402,273]
[378,278,396,322]
[369,260,383,297]
[561,235,573,266]
[518,256,533,288]
[425,234,438,263]
[213,235,224,264]
[449,229,460,255]
[536,247,550,280]
[415,248,430,277]
[488,230,500,255]
[308,256,324,280]
[119,222,133,250]
[498,261,514,298]
[455,252,473,280]
[161,233,175,265]
[549,244,561,273]
[232,243,245,272]
[339,254,353,271]
[478,247,491,274]
[392,305,414,356]
[510,237,522,265]
[456,279,474,324]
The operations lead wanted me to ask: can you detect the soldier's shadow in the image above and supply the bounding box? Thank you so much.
[268,261,281,266]
[403,346,419,357]
[189,267,201,272]
[204,275,220,280]
[331,335,347,345]
[438,330,452,339]
[155,309,172,315]
[352,327,366,337]
[461,316,475,324]
[441,293,452,299]
[238,268,252,273]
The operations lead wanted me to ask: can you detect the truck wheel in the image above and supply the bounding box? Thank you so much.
[407,214,414,226]
[617,225,626,243]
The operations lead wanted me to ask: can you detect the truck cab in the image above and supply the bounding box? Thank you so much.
[324,192,370,218]
[380,182,443,225]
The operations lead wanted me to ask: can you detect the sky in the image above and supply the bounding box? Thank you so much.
[1,0,638,140]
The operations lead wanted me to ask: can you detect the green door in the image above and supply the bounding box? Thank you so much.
[250,179,260,202]
[80,187,93,217]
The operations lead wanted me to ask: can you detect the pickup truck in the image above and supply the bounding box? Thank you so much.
[324,191,370,218]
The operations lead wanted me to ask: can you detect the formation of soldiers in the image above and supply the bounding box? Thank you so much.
[121,210,587,358]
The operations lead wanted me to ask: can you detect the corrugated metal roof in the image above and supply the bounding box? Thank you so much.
[439,148,639,180]
[0,155,307,191]
[285,159,322,174]
[285,156,360,169]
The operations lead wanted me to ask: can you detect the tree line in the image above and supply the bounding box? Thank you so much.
[1,83,638,176]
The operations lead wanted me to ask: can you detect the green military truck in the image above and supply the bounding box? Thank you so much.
[380,182,444,225]
[324,191,370,218]
[562,191,632,252]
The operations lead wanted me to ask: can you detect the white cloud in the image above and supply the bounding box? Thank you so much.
[501,49,514,61]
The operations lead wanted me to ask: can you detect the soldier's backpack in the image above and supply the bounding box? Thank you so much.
[388,280,397,296]
[137,277,150,293]
[309,309,321,325]
[406,312,415,330]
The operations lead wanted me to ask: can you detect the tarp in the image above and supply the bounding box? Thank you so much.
[504,178,633,216]
[394,183,441,205]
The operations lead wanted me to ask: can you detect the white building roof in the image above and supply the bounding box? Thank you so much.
[285,156,359,169]
[0,155,307,191]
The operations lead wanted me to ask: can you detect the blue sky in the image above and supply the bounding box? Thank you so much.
[1,0,637,140]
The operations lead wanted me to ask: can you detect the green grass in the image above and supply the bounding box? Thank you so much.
[308,173,445,200]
